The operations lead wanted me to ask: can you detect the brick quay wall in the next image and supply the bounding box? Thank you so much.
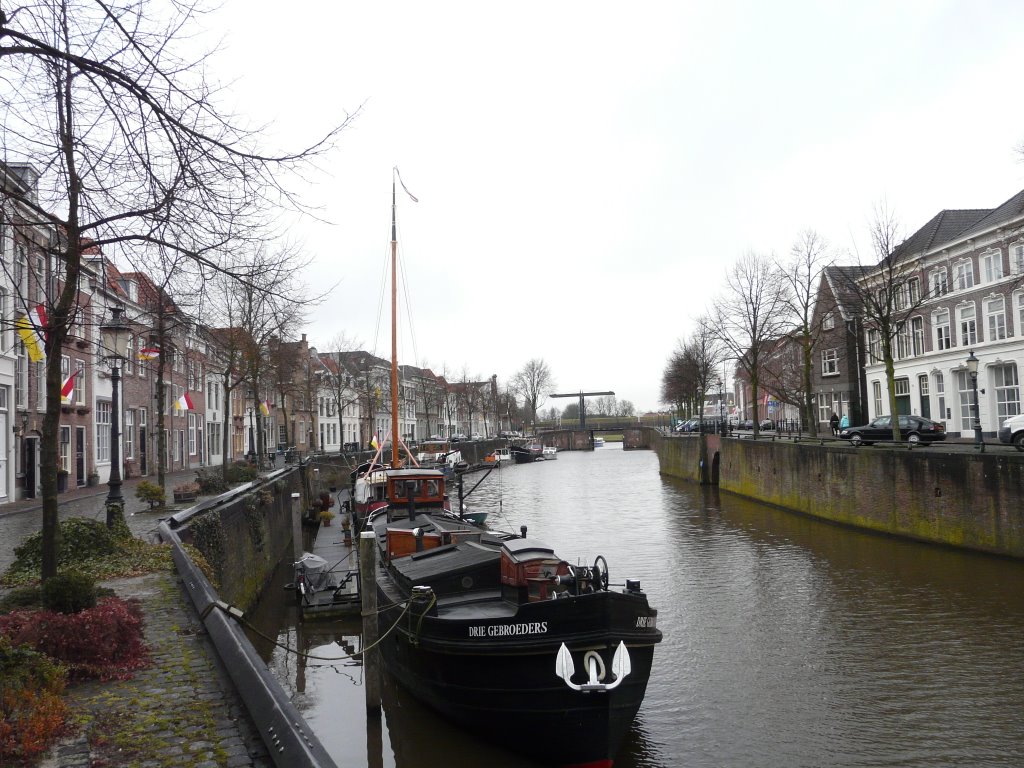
[652,432,1024,559]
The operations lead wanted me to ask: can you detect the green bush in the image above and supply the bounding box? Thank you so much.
[134,480,164,508]
[41,571,97,614]
[195,468,229,495]
[0,585,43,612]
[2,518,169,588]
[225,461,258,483]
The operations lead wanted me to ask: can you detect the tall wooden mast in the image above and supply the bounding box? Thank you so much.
[390,175,401,468]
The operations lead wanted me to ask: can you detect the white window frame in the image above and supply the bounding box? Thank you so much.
[188,412,197,456]
[981,250,1004,283]
[821,348,838,376]
[929,268,948,297]
[96,400,111,463]
[954,259,975,291]
[872,381,883,418]
[867,329,881,364]
[75,360,85,406]
[59,425,71,472]
[935,372,946,422]
[124,334,133,375]
[911,316,924,356]
[1012,242,1024,275]
[993,362,1020,419]
[986,295,1007,341]
[933,308,951,351]
[958,303,977,347]
[822,312,835,331]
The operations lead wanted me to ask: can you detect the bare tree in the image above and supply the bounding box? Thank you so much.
[833,203,927,441]
[777,230,832,436]
[206,248,307,476]
[713,252,793,436]
[511,358,554,432]
[0,0,350,579]
[456,368,485,436]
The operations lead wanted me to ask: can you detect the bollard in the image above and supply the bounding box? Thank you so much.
[359,530,381,715]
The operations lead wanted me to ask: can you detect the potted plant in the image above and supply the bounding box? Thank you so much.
[173,482,200,503]
[319,509,335,526]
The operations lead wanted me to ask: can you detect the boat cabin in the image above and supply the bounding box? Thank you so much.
[501,538,572,603]
[386,468,446,506]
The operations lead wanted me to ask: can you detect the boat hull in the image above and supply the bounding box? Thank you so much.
[376,583,659,767]
[510,446,543,463]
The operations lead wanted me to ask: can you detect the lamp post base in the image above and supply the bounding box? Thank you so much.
[105,499,126,531]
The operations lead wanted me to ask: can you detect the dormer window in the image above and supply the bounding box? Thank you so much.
[118,278,138,302]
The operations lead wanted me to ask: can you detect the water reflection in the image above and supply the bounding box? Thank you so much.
[248,444,1024,767]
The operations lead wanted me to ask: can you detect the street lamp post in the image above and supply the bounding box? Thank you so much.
[966,350,984,451]
[100,306,130,529]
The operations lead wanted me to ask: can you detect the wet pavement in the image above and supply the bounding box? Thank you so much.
[1,471,276,768]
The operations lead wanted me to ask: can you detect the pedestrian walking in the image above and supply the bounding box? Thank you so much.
[829,412,840,436]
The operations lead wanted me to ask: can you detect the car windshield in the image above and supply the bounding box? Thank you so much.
[870,416,891,428]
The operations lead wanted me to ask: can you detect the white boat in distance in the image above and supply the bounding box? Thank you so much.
[542,446,557,460]
[593,436,606,448]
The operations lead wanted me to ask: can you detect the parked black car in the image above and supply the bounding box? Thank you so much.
[840,415,946,446]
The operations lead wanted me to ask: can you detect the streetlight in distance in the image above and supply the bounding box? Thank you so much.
[965,350,984,451]
[100,306,130,528]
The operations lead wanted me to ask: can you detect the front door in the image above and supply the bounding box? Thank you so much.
[23,437,37,498]
[139,426,147,475]
[75,427,86,486]
[919,374,931,420]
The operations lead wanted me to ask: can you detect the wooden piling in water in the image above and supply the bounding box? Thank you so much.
[359,530,381,714]
[291,492,303,562]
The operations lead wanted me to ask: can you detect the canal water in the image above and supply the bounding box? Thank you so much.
[246,442,1024,767]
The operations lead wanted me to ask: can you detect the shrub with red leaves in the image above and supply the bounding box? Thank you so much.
[0,597,150,681]
[0,637,69,763]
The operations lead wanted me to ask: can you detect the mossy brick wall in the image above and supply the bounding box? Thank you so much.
[653,433,1024,558]
[184,474,301,611]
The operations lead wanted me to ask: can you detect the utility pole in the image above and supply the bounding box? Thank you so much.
[550,390,614,430]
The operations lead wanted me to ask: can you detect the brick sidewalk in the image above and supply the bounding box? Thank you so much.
[0,467,202,519]
[1,468,278,768]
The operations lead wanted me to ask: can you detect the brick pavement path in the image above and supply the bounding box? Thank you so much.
[1,471,278,768]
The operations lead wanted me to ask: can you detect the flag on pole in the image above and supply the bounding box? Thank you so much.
[175,392,194,411]
[60,369,79,404]
[16,304,47,363]
[371,433,379,450]
[394,167,419,202]
[259,400,270,417]
[138,346,160,361]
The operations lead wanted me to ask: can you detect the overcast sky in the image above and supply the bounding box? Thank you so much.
[203,0,1024,413]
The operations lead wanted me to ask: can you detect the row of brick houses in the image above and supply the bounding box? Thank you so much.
[1,161,514,504]
[735,186,1024,437]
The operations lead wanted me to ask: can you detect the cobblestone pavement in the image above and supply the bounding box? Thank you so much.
[1,472,277,768]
